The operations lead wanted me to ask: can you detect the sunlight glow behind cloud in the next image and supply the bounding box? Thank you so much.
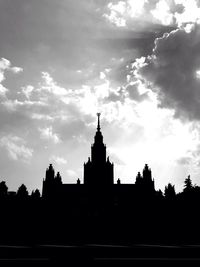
[1,0,200,193]
[0,58,199,191]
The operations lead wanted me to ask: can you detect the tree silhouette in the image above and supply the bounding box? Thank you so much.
[31,189,40,200]
[183,175,193,193]
[0,181,8,198]
[164,183,176,200]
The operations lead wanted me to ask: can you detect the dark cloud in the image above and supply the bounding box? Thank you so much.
[97,31,157,56]
[136,25,200,121]
[0,0,111,87]
[0,0,172,91]
[104,89,125,103]
[126,84,149,102]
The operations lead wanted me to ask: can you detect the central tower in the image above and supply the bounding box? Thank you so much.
[84,113,114,186]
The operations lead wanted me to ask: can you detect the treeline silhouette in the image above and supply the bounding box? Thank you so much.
[0,174,200,246]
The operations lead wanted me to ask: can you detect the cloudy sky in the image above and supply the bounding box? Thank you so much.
[1,0,200,193]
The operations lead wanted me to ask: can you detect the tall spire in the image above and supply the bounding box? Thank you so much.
[94,112,103,144]
[97,112,101,132]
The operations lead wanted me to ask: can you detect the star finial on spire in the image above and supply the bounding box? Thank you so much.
[97,112,101,131]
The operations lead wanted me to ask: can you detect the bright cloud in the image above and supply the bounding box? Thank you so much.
[0,58,23,79]
[0,84,8,96]
[0,135,33,162]
[2,99,47,112]
[0,58,22,97]
[104,0,200,28]
[11,66,23,74]
[104,1,127,27]
[39,126,60,144]
[151,0,174,25]
[22,85,34,99]
[50,155,67,165]
[174,0,200,26]
[40,72,68,96]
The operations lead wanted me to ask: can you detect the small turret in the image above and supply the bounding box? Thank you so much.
[135,172,142,187]
[143,164,152,181]
[45,163,55,181]
[55,172,62,185]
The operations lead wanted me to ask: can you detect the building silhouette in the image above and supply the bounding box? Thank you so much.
[42,113,155,201]
[84,113,114,186]
[135,165,155,192]
[2,114,200,251]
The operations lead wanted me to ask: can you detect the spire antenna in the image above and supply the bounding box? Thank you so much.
[97,112,101,131]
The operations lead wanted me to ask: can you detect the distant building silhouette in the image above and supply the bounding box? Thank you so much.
[42,114,155,200]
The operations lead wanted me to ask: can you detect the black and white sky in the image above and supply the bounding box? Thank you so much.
[1,0,200,192]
